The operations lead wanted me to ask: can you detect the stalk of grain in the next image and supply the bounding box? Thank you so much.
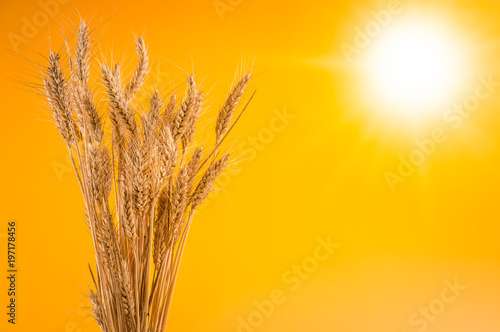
[42,21,253,332]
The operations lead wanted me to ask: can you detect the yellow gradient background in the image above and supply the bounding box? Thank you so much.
[1,0,500,331]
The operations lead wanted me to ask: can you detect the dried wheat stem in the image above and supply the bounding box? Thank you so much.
[44,20,253,332]
[215,72,251,143]
[124,37,149,102]
[160,209,195,330]
[102,64,138,136]
[45,52,76,145]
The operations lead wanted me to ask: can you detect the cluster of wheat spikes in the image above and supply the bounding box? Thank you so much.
[43,21,252,332]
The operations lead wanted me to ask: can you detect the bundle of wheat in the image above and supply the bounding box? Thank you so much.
[43,21,252,332]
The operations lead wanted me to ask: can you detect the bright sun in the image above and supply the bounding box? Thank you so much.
[362,17,468,123]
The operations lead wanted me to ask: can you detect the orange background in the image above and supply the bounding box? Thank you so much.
[1,0,500,331]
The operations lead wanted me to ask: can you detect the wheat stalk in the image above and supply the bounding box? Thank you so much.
[42,21,252,332]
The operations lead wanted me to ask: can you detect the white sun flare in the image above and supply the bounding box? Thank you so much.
[362,17,468,123]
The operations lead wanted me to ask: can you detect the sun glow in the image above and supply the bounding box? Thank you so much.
[361,16,469,124]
